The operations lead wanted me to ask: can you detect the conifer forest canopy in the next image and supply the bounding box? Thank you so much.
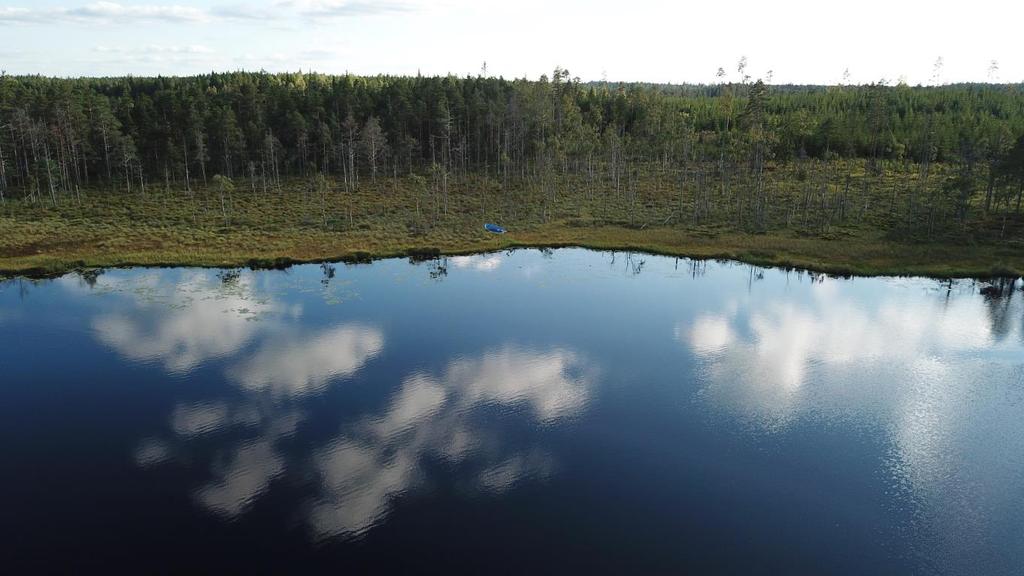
[2,70,1024,235]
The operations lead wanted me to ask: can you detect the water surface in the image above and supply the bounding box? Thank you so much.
[2,249,1022,574]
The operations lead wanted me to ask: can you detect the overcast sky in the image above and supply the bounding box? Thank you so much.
[1,0,1021,84]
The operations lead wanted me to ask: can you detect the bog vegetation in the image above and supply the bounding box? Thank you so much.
[1,66,1023,275]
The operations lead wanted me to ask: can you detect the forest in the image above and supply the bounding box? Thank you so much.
[1,68,1023,276]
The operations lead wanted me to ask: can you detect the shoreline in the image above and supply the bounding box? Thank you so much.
[3,226,1021,280]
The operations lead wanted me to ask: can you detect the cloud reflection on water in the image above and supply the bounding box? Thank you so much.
[228,324,384,397]
[310,346,593,538]
[197,438,287,517]
[681,279,1016,427]
[450,254,503,271]
[84,272,277,373]
[99,269,594,538]
[680,275,1024,572]
[141,344,593,538]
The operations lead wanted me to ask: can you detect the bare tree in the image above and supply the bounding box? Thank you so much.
[361,116,387,182]
[342,109,359,191]
[212,174,234,222]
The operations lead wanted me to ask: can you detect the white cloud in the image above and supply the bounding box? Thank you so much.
[86,44,217,67]
[3,0,1021,82]
[278,0,415,18]
[0,1,418,25]
[234,52,291,65]
[210,4,276,21]
[0,7,32,23]
[298,47,344,61]
[95,44,213,54]
[68,2,206,22]
[0,2,208,24]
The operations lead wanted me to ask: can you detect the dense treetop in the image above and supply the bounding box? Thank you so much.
[2,71,1023,189]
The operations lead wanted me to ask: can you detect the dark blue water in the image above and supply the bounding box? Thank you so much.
[2,249,1022,574]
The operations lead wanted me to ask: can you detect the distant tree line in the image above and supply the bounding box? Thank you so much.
[2,69,1024,232]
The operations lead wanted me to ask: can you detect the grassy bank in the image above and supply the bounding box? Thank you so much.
[2,168,1022,279]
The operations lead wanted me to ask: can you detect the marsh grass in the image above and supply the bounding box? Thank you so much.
[2,162,1021,278]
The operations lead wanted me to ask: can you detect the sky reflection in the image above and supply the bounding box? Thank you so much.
[84,268,595,539]
[228,324,384,396]
[310,346,593,538]
[4,252,1022,573]
[74,272,279,373]
[682,278,1021,426]
[681,275,1024,571]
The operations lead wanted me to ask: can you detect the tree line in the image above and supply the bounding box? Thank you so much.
[2,69,1023,233]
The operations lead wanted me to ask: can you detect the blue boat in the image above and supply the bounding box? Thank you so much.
[484,223,506,234]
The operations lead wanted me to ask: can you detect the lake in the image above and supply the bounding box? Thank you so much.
[1,248,1022,574]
